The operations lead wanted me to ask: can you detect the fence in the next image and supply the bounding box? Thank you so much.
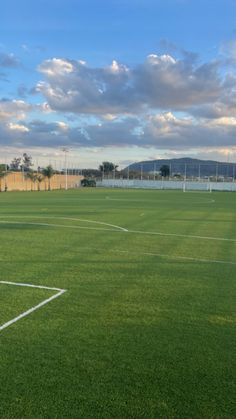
[122,161,236,181]
[97,179,236,192]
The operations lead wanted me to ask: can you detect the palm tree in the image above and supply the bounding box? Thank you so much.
[0,171,6,191]
[99,162,119,179]
[42,165,54,190]
[36,174,44,191]
[26,171,38,191]
[0,168,8,191]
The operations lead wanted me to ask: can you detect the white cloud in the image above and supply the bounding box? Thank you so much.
[38,58,74,76]
[35,54,224,115]
[207,117,236,127]
[1,50,236,161]
[8,123,29,132]
[107,60,129,74]
[147,54,177,65]
[1,109,236,151]
[0,99,32,120]
[56,121,69,130]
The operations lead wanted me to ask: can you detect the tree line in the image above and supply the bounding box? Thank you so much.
[0,153,55,191]
[84,161,170,178]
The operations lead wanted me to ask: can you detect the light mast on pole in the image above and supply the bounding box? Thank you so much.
[62,147,69,190]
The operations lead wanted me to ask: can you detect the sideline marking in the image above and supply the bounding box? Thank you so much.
[0,281,66,332]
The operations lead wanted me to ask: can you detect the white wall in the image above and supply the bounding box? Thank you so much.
[97,179,236,192]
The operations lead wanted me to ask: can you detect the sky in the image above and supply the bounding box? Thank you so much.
[1,0,236,168]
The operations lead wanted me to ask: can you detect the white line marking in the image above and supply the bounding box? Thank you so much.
[56,216,128,231]
[109,249,236,266]
[127,229,236,242]
[0,216,128,232]
[0,219,235,243]
[0,220,125,233]
[98,196,216,203]
[0,281,66,332]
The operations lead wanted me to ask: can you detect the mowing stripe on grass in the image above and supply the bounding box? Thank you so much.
[0,220,128,234]
[0,281,66,332]
[0,215,234,264]
[110,249,236,266]
[0,219,235,243]
[0,216,128,232]
[67,246,236,266]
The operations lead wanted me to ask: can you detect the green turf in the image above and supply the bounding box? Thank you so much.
[0,188,235,418]
[0,284,55,326]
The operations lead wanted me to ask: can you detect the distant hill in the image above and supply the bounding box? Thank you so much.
[126,157,235,177]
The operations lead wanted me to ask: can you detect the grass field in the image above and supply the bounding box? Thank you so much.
[0,188,235,418]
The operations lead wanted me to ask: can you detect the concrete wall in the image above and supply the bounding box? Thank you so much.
[97,178,236,192]
[0,172,83,192]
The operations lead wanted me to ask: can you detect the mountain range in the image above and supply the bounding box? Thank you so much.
[126,158,235,177]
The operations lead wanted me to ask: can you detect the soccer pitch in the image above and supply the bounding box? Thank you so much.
[0,188,235,418]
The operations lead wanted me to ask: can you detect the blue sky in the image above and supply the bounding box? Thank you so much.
[1,0,236,168]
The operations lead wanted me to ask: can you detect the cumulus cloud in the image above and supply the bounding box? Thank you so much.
[81,113,236,150]
[39,58,74,76]
[142,112,236,149]
[35,54,224,115]
[8,122,29,132]
[1,111,236,151]
[0,99,32,120]
[1,51,236,158]
[0,118,74,148]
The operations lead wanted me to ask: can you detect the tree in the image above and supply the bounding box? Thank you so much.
[81,178,96,187]
[160,165,170,178]
[0,171,6,191]
[99,162,118,174]
[10,157,21,171]
[0,165,8,191]
[26,171,38,191]
[42,165,54,190]
[81,169,100,178]
[36,174,44,191]
[21,153,33,172]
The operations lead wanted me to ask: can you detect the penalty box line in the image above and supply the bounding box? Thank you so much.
[0,281,66,332]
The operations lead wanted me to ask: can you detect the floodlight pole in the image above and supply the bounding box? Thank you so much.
[5,158,7,191]
[216,163,218,182]
[62,148,69,190]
